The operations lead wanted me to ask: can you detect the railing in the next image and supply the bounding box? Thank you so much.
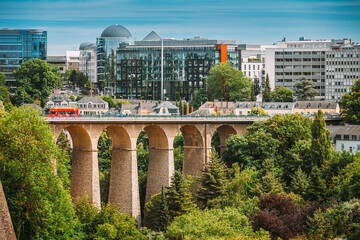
[43,113,343,122]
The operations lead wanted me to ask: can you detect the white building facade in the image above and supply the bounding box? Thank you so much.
[79,42,97,87]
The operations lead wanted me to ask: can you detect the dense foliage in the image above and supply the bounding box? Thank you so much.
[263,74,272,102]
[0,106,79,239]
[271,86,293,102]
[12,58,61,107]
[206,62,252,101]
[341,78,360,124]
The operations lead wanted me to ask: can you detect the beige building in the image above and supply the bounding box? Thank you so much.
[292,101,339,115]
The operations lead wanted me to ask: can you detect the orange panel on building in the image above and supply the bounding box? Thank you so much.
[216,44,227,62]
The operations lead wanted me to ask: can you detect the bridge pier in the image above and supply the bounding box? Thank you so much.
[146,147,174,201]
[108,147,140,222]
[71,148,101,207]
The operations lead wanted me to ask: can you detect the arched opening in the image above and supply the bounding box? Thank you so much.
[104,125,139,220]
[136,130,149,220]
[143,125,173,202]
[179,125,204,178]
[57,125,100,206]
[212,125,237,156]
[97,129,112,204]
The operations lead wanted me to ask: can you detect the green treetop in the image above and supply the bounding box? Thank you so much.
[271,86,293,102]
[341,78,360,124]
[293,76,318,100]
[13,58,61,107]
[206,62,252,101]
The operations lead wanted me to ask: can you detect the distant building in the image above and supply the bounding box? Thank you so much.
[292,101,339,115]
[120,101,179,115]
[79,42,97,88]
[325,40,360,100]
[97,24,134,91]
[194,100,339,116]
[77,96,109,115]
[116,35,238,100]
[264,37,360,100]
[47,56,66,74]
[327,125,360,154]
[46,94,76,106]
[66,51,80,71]
[0,28,47,91]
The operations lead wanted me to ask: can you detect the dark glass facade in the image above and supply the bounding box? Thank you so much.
[0,29,47,90]
[96,37,133,90]
[116,39,238,100]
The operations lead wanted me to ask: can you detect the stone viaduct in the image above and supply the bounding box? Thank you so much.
[47,115,341,222]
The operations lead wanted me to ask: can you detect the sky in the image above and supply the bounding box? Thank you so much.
[1,0,360,56]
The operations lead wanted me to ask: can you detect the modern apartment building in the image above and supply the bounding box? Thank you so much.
[265,38,331,97]
[79,42,97,87]
[325,40,360,100]
[116,35,238,100]
[264,37,360,100]
[96,24,134,91]
[0,28,47,91]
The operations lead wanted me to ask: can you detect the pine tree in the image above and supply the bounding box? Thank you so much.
[306,166,327,202]
[291,167,309,197]
[253,158,284,196]
[263,74,271,102]
[166,171,196,221]
[197,150,229,209]
[143,186,171,232]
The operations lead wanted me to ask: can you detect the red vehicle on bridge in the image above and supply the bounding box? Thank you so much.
[44,105,79,117]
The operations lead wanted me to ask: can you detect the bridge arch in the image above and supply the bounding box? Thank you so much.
[179,125,205,178]
[57,125,101,207]
[143,125,174,202]
[212,124,237,156]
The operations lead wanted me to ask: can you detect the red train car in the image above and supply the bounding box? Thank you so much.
[44,105,79,117]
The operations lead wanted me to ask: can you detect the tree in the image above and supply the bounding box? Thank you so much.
[0,72,6,86]
[189,88,207,110]
[293,76,318,100]
[166,171,196,221]
[250,194,305,240]
[254,78,261,97]
[143,187,171,232]
[166,207,271,240]
[263,74,272,102]
[249,107,269,116]
[100,96,116,109]
[0,106,80,239]
[251,83,256,101]
[13,58,60,107]
[206,62,252,101]
[341,78,360,124]
[271,86,293,102]
[197,150,229,209]
[74,197,145,240]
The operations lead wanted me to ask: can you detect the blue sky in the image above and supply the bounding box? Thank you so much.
[1,0,359,55]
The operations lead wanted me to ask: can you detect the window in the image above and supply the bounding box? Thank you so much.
[350,147,353,153]
[341,143,344,149]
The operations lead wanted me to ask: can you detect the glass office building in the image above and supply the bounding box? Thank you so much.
[116,37,238,100]
[0,28,47,90]
[96,24,134,92]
